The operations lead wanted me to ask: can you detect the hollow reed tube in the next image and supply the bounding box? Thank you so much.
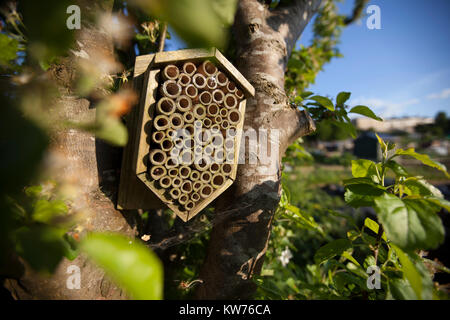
[162,64,180,81]
[182,62,197,76]
[150,165,166,180]
[211,173,226,188]
[150,149,167,166]
[154,115,170,131]
[176,95,192,112]
[197,60,218,77]
[160,80,181,99]
[224,93,238,109]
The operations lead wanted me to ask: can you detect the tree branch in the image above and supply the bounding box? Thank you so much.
[344,0,369,25]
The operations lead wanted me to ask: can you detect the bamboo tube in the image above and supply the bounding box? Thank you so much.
[194,119,203,129]
[152,131,165,144]
[169,113,184,129]
[211,133,224,149]
[165,154,179,168]
[166,128,176,139]
[160,80,181,99]
[176,95,192,112]
[207,103,220,117]
[226,128,237,138]
[214,116,223,124]
[203,117,212,128]
[199,184,213,199]
[235,89,244,100]
[182,84,198,100]
[184,124,195,137]
[192,73,207,90]
[156,97,176,115]
[179,165,191,179]
[211,123,221,133]
[221,120,230,130]
[224,81,237,93]
[179,149,194,165]
[219,108,228,118]
[193,104,207,119]
[214,149,225,164]
[181,180,193,194]
[194,128,212,146]
[211,173,226,188]
[154,115,170,131]
[159,176,172,188]
[150,165,166,180]
[193,181,203,192]
[190,170,200,181]
[174,137,183,149]
[162,64,180,81]
[203,145,214,156]
[197,60,218,77]
[227,109,241,125]
[169,187,181,200]
[216,71,229,87]
[206,76,217,91]
[149,149,167,166]
[182,62,197,76]
[177,73,191,87]
[183,137,194,149]
[224,93,238,109]
[184,201,195,211]
[226,151,235,163]
[168,168,178,177]
[194,156,211,171]
[210,163,220,173]
[199,91,213,105]
[200,171,212,184]
[178,194,188,205]
[172,176,183,188]
[221,163,233,176]
[183,112,195,124]
[191,192,201,202]
[212,89,225,105]
[224,138,235,150]
[160,138,174,152]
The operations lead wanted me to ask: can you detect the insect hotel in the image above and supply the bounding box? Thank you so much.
[118,48,255,222]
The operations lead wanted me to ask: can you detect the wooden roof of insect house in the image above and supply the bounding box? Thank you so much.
[117,48,255,222]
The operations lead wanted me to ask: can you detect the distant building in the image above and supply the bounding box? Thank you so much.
[353,131,380,161]
[353,117,434,133]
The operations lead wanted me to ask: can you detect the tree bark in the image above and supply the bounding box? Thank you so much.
[195,0,320,299]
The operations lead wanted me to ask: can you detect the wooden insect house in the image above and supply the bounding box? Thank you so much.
[118,48,255,222]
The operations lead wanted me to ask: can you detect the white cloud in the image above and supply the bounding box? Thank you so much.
[349,97,420,118]
[427,88,450,100]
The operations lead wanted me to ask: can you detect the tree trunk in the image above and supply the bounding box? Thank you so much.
[195,0,320,299]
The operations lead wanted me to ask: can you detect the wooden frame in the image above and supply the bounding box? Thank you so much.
[117,48,255,222]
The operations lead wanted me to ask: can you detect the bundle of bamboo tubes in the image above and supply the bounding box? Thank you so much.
[148,60,244,212]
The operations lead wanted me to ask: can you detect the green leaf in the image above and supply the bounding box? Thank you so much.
[32,199,68,223]
[363,218,387,241]
[336,92,351,107]
[374,193,444,250]
[349,105,383,121]
[394,148,449,177]
[283,204,322,232]
[0,34,19,67]
[300,91,314,99]
[391,245,434,300]
[314,239,352,264]
[308,95,335,111]
[424,196,450,212]
[334,121,357,138]
[402,178,443,198]
[81,233,163,300]
[344,181,385,208]
[14,225,71,273]
[351,159,380,183]
[385,160,409,177]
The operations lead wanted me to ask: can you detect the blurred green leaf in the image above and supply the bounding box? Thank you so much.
[14,225,71,273]
[349,105,382,121]
[363,218,387,241]
[308,95,335,111]
[375,193,444,251]
[394,148,449,177]
[32,200,68,223]
[336,92,351,107]
[81,233,163,300]
[0,34,19,67]
[314,239,352,264]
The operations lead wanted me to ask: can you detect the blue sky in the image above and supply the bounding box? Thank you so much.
[299,0,450,119]
[165,0,450,119]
